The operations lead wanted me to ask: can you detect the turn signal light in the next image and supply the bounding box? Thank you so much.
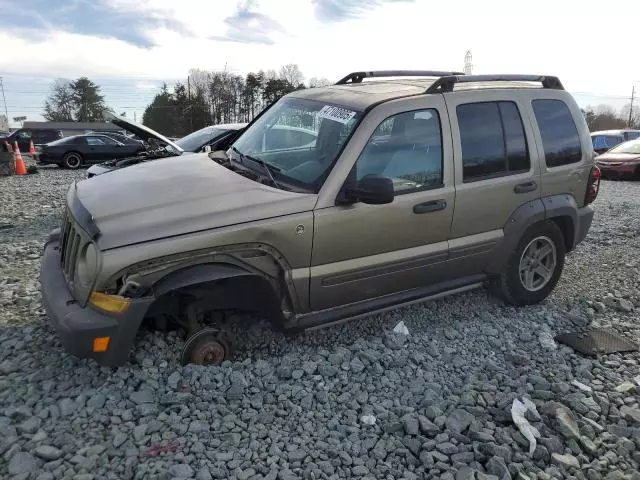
[93,337,110,352]
[89,291,130,314]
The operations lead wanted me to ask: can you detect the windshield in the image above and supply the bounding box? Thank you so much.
[230,97,362,191]
[175,126,230,152]
[609,139,640,155]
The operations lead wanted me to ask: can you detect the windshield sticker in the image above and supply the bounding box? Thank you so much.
[318,105,357,124]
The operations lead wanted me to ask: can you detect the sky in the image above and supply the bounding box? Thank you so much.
[0,0,638,127]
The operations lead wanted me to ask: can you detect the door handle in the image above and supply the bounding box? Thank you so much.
[514,181,537,194]
[413,200,447,214]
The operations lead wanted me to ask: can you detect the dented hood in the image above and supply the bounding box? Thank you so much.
[75,153,317,250]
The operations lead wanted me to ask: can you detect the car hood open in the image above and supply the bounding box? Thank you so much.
[76,153,317,250]
[105,113,184,155]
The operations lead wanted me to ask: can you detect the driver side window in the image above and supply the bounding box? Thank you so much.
[355,109,443,194]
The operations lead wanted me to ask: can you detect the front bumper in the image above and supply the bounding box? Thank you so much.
[39,234,153,366]
[575,205,594,246]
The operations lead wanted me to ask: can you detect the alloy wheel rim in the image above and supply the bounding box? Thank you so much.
[518,236,557,292]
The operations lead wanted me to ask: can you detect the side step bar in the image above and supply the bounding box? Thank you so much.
[290,274,487,332]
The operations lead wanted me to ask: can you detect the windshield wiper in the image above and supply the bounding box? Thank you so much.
[231,147,282,190]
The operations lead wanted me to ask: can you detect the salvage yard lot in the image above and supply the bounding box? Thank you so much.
[0,169,639,480]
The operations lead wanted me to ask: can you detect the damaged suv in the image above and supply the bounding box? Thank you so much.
[39,71,599,367]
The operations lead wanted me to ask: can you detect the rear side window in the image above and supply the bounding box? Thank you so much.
[457,101,530,182]
[624,131,640,140]
[532,99,582,167]
[605,135,623,148]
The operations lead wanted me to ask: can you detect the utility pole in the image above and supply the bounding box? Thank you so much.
[187,75,193,132]
[628,85,635,128]
[0,77,9,128]
[134,111,137,123]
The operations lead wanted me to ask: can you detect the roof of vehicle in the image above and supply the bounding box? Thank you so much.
[288,71,565,111]
[591,129,640,136]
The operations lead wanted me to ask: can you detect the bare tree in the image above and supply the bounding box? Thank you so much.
[43,79,75,122]
[279,64,304,87]
[308,77,332,88]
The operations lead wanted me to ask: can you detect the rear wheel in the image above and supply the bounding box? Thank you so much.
[490,220,566,306]
[62,152,83,169]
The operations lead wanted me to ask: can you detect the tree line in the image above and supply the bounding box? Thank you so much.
[581,103,639,132]
[41,71,640,137]
[142,64,331,137]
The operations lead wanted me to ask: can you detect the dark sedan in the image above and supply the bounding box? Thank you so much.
[38,134,144,169]
[595,139,640,179]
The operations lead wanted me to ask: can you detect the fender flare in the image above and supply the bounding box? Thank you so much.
[152,263,284,328]
[486,195,579,274]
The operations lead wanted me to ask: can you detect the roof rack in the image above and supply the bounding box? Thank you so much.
[425,74,564,93]
[335,70,466,85]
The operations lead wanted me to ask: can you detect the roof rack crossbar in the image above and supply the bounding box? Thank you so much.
[425,74,564,93]
[336,70,466,85]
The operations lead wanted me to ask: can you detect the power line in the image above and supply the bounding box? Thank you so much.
[0,77,8,122]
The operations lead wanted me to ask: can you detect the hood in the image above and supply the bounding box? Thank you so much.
[105,113,183,154]
[76,153,317,250]
[595,152,640,163]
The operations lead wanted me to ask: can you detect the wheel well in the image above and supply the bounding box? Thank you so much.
[549,215,574,252]
[146,274,285,331]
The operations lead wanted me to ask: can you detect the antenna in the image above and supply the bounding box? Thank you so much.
[464,50,473,75]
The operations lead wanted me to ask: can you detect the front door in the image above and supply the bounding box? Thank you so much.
[309,95,455,311]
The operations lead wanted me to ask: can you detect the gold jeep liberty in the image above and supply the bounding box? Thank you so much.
[39,71,600,366]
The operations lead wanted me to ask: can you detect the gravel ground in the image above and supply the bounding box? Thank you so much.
[1,168,639,480]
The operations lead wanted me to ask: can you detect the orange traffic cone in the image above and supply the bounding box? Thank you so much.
[13,142,27,175]
[28,140,36,156]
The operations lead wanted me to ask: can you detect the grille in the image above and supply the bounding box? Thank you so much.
[59,210,83,283]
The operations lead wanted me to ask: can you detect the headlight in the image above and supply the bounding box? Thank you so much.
[76,243,98,287]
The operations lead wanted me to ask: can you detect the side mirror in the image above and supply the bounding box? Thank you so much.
[346,174,394,205]
[203,145,212,153]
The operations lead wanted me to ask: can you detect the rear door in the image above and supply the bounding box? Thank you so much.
[444,91,541,276]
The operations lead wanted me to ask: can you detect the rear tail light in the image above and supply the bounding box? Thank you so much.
[584,165,601,205]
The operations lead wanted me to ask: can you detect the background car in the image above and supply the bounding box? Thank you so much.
[38,133,144,169]
[591,129,640,154]
[89,131,145,146]
[595,138,640,179]
[87,119,247,177]
[0,128,63,152]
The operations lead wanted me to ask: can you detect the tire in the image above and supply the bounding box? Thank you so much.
[490,220,566,306]
[62,152,83,169]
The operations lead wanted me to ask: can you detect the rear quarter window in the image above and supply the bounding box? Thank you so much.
[532,99,582,168]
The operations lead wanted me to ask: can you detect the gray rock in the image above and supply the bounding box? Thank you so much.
[446,409,474,433]
[456,466,476,480]
[418,415,440,436]
[486,456,511,479]
[167,371,181,389]
[18,416,41,434]
[352,465,370,476]
[8,452,40,475]
[0,360,18,374]
[57,398,77,416]
[130,389,154,404]
[278,469,298,480]
[552,404,581,439]
[196,468,213,480]
[350,357,365,373]
[169,464,195,478]
[620,406,640,423]
[133,424,148,442]
[436,442,458,455]
[403,414,420,435]
[287,449,307,462]
[33,446,62,461]
[551,452,580,469]
[86,394,106,409]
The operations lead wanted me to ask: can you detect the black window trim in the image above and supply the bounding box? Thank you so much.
[352,106,446,197]
[457,100,532,184]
